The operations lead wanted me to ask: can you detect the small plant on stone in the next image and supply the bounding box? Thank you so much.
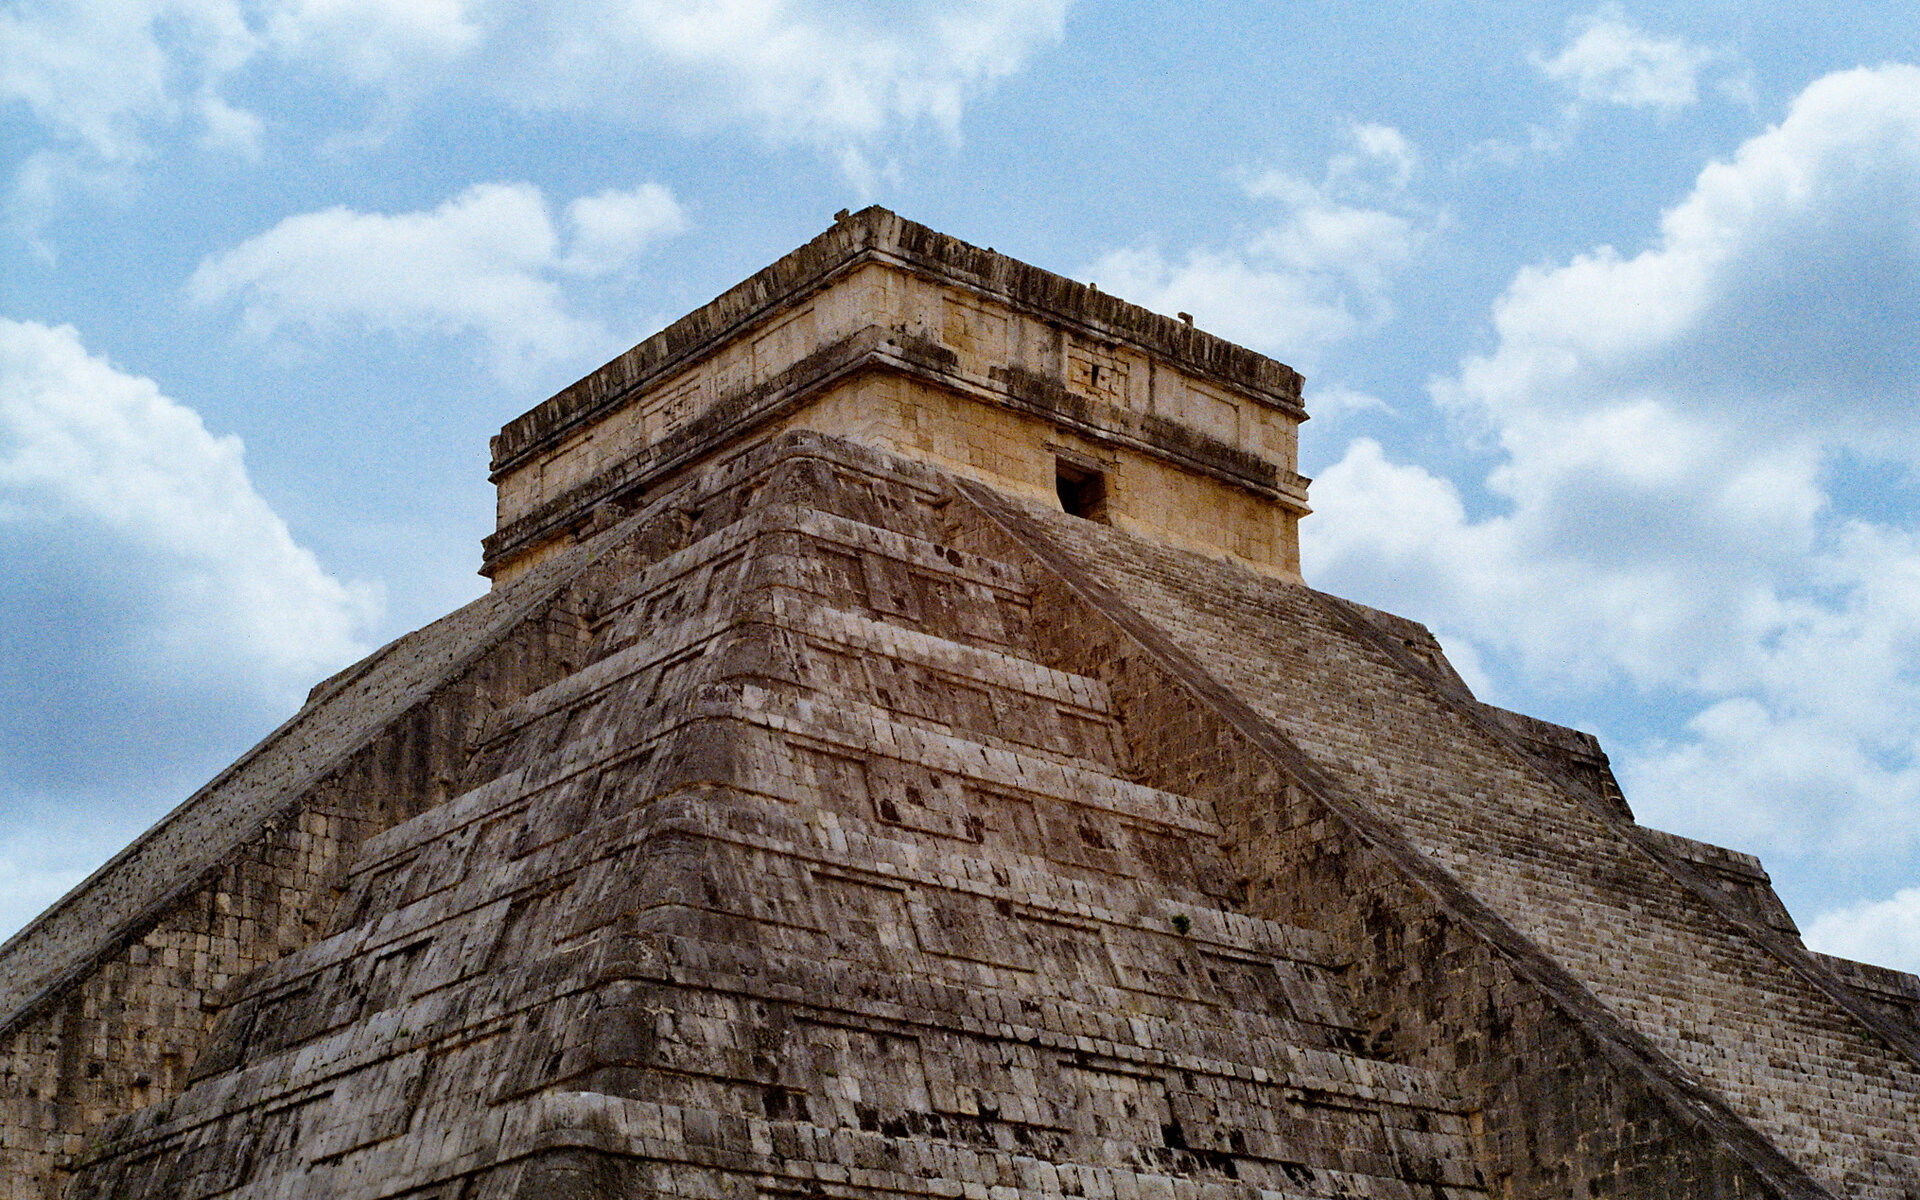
[1170,914,1192,935]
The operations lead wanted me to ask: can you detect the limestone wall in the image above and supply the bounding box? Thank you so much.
[482,208,1308,586]
[495,262,1303,536]
[65,434,1484,1200]
[779,371,1301,576]
[960,478,1920,1198]
[16,432,1917,1198]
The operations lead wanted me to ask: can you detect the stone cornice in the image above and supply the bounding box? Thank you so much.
[489,207,1306,481]
[480,326,1310,579]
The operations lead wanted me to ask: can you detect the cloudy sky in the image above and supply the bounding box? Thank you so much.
[5,1,1920,970]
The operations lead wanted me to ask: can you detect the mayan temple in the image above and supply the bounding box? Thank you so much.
[4,207,1918,1199]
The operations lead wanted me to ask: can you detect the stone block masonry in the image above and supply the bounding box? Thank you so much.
[2,209,1915,1198]
[480,208,1309,585]
[60,435,1492,1199]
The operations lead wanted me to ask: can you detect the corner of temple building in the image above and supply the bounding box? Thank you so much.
[480,205,1310,586]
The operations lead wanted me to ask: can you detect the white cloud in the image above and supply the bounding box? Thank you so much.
[189,180,688,380]
[1310,385,1394,422]
[0,318,376,690]
[0,0,261,240]
[1305,66,1920,937]
[196,90,264,154]
[1328,122,1416,192]
[0,319,380,942]
[0,832,90,936]
[1093,246,1374,363]
[0,0,249,161]
[0,315,379,878]
[4,0,1070,206]
[1459,8,1737,173]
[1805,889,1920,975]
[265,0,482,89]
[490,0,1068,165]
[1089,124,1426,366]
[1535,6,1718,112]
[561,183,689,276]
[1457,68,1920,438]
[0,0,273,241]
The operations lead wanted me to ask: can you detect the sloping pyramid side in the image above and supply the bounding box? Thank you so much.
[0,495,608,1198]
[958,480,1920,1198]
[69,433,1489,1199]
[59,430,1909,1199]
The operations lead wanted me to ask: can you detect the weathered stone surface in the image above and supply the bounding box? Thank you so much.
[958,477,1920,1198]
[480,208,1311,585]
[3,211,1915,1198]
[58,437,1491,1199]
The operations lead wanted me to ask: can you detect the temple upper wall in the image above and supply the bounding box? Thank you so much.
[484,208,1310,584]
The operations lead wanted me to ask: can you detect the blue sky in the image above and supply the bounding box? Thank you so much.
[5,0,1920,970]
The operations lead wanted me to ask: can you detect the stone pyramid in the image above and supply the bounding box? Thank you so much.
[2,209,1916,1200]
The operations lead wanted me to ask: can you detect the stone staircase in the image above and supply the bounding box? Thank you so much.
[68,435,1488,1199]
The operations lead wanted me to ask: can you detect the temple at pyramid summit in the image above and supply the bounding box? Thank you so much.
[5,207,1919,1198]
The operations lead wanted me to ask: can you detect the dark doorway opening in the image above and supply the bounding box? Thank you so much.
[1056,460,1110,523]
